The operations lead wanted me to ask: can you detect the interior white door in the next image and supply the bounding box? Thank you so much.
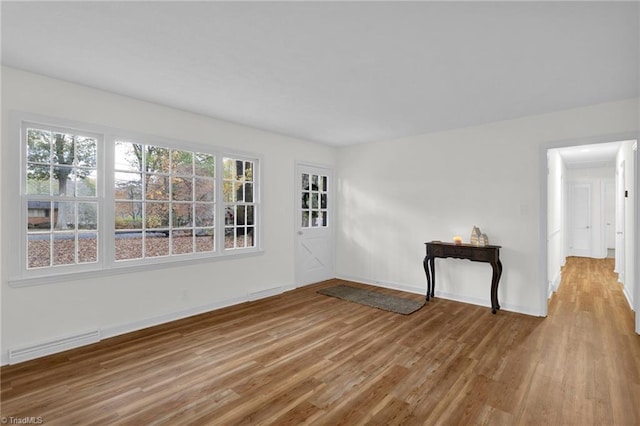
[615,161,625,283]
[569,183,592,257]
[295,164,334,286]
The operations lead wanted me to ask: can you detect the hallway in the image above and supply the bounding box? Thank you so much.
[520,256,640,424]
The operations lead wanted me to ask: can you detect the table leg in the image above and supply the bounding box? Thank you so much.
[429,257,436,298]
[491,260,502,314]
[423,256,431,301]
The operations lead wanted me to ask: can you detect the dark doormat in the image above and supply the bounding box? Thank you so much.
[317,285,425,315]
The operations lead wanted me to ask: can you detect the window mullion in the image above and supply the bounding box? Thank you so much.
[103,134,115,269]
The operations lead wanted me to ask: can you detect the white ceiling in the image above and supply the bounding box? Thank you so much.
[1,1,638,146]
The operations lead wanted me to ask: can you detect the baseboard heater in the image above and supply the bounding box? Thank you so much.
[8,329,101,365]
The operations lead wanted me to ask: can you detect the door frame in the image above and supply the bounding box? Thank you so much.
[615,160,626,283]
[294,161,335,287]
[634,141,639,334]
[540,132,638,319]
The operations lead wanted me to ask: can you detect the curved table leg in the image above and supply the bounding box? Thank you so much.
[423,256,431,301]
[429,257,436,298]
[491,260,503,314]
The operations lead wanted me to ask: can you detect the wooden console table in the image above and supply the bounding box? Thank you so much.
[423,241,503,314]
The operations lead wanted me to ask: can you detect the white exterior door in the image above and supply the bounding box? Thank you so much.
[569,183,592,257]
[295,164,334,286]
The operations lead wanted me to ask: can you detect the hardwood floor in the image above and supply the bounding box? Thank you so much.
[2,257,639,425]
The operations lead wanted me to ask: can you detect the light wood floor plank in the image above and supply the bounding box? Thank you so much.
[1,258,639,425]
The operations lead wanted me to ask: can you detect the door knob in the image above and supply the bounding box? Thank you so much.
[298,231,303,235]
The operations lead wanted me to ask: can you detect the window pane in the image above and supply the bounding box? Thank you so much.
[26,163,51,195]
[225,206,234,226]
[74,137,97,168]
[245,183,253,202]
[146,146,170,173]
[115,202,143,229]
[321,211,328,227]
[172,177,193,201]
[146,174,169,200]
[172,230,193,255]
[146,203,169,228]
[311,211,319,227]
[235,160,243,179]
[302,173,309,190]
[172,203,192,228]
[28,234,51,268]
[53,233,75,266]
[145,232,169,257]
[246,227,255,247]
[301,211,309,228]
[237,205,246,226]
[115,231,143,260]
[76,171,97,197]
[195,153,215,177]
[223,181,233,202]
[195,178,214,201]
[78,232,98,263]
[172,150,193,175]
[196,229,214,253]
[224,228,234,249]
[115,172,142,200]
[223,158,234,180]
[53,166,76,196]
[321,176,328,192]
[28,201,52,231]
[54,201,75,231]
[311,175,318,190]
[311,193,319,209]
[51,133,75,166]
[115,141,142,171]
[302,192,309,209]
[235,182,243,202]
[246,206,254,225]
[235,227,246,248]
[78,202,98,230]
[195,203,214,227]
[244,161,253,181]
[27,129,51,163]
[321,193,327,209]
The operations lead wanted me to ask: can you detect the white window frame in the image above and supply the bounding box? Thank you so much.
[8,112,263,287]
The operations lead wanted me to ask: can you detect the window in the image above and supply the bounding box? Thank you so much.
[223,157,256,249]
[24,126,100,269]
[16,115,260,281]
[114,141,216,260]
[301,172,328,228]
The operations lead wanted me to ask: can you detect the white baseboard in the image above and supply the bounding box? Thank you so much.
[622,284,634,311]
[248,286,284,301]
[336,274,425,296]
[336,274,543,317]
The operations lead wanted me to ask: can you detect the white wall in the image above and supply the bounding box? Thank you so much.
[0,67,337,364]
[335,99,639,316]
[547,149,565,294]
